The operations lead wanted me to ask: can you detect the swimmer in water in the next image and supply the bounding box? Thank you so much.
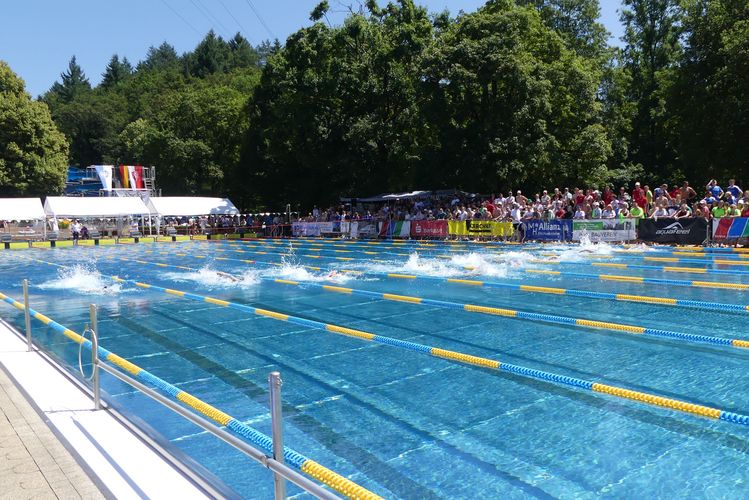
[215,271,240,282]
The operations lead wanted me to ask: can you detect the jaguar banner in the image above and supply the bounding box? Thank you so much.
[572,219,637,242]
[448,220,514,237]
[638,218,709,244]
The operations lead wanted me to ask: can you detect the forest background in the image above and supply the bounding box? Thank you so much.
[1,0,746,210]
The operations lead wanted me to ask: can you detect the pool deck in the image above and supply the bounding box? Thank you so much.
[0,362,103,499]
[0,319,210,499]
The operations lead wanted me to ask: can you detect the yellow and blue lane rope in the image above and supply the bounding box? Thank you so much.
[71,280,749,428]
[125,254,749,316]
[146,246,749,292]
[93,255,749,351]
[529,258,749,277]
[0,290,381,500]
[546,251,749,265]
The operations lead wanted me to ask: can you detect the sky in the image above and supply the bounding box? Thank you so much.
[0,0,625,98]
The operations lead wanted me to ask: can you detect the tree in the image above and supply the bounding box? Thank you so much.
[620,0,682,182]
[227,33,260,68]
[671,0,749,183]
[0,61,69,196]
[137,42,180,72]
[100,55,133,89]
[241,0,435,207]
[517,0,609,60]
[46,56,91,103]
[418,1,610,191]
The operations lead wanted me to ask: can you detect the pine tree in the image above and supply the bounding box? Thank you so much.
[48,56,91,103]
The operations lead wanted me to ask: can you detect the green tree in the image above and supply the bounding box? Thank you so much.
[418,1,610,191]
[46,56,91,103]
[100,55,133,89]
[620,0,682,182]
[517,0,609,60]
[137,42,180,72]
[0,61,69,196]
[671,0,749,183]
[242,0,434,207]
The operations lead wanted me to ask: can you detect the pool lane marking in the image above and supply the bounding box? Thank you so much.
[85,279,749,427]
[541,251,749,266]
[143,247,749,293]
[0,291,380,500]
[109,257,749,349]
[125,255,749,315]
[528,259,749,277]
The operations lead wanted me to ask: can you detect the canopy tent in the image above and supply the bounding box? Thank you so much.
[44,196,150,218]
[0,198,45,221]
[356,191,431,203]
[146,197,239,217]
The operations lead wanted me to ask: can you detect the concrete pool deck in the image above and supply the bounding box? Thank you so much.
[0,319,211,499]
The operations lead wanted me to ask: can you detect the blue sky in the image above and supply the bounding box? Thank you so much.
[0,0,625,97]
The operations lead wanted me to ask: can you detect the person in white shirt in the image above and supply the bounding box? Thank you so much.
[601,205,616,218]
[650,204,670,218]
[71,220,82,241]
[510,204,522,222]
[574,207,586,219]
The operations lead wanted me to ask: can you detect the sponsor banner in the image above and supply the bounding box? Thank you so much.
[638,218,708,244]
[357,221,378,237]
[572,219,637,242]
[448,220,514,237]
[524,220,572,241]
[712,217,749,240]
[411,220,448,238]
[292,222,339,236]
[379,221,411,238]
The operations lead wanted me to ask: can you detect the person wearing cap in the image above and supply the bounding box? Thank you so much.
[591,202,602,218]
[617,202,630,220]
[632,182,646,209]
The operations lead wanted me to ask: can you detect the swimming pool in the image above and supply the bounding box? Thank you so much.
[1,238,748,498]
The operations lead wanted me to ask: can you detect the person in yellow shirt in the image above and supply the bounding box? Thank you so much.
[629,204,645,219]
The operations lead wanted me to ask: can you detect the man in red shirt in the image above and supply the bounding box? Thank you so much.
[632,182,646,209]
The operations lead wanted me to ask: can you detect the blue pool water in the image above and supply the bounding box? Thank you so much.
[1,238,749,498]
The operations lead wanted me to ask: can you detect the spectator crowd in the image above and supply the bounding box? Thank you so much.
[297,179,749,224]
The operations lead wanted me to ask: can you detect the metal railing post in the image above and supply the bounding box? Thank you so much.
[269,371,286,500]
[23,279,32,351]
[90,304,101,410]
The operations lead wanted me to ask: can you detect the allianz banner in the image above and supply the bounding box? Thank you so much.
[448,220,514,237]
[411,220,448,238]
[524,220,572,241]
[572,219,637,242]
[712,217,749,240]
[638,218,709,244]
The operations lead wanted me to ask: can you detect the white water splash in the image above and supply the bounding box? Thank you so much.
[38,265,122,295]
[266,262,354,284]
[161,267,261,289]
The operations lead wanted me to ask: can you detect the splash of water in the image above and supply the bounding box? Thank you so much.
[38,264,122,295]
[266,262,353,284]
[161,267,261,289]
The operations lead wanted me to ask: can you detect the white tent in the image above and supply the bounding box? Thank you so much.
[0,198,45,221]
[43,197,150,218]
[147,197,239,217]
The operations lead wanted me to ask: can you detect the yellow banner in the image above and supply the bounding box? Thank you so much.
[447,221,514,237]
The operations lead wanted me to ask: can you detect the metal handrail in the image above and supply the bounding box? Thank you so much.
[96,363,337,499]
[17,288,340,499]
